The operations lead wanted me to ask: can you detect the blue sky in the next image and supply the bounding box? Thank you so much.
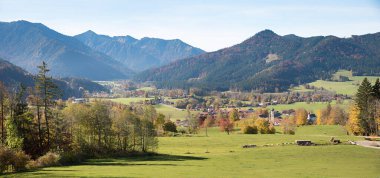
[0,0,379,51]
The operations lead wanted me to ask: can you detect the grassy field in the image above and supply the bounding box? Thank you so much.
[109,98,199,120]
[292,70,379,95]
[12,126,380,178]
[109,97,152,105]
[136,87,155,91]
[232,100,350,113]
[153,104,199,120]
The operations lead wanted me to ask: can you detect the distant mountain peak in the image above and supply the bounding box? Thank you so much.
[255,29,278,37]
[84,30,96,34]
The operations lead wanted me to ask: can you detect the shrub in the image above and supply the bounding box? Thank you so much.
[255,118,270,134]
[268,123,276,134]
[0,146,13,173]
[59,151,85,165]
[0,146,31,173]
[243,126,258,134]
[12,150,31,171]
[281,117,296,135]
[28,152,60,169]
[163,121,177,133]
[177,127,187,135]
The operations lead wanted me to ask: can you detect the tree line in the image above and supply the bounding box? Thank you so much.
[0,62,158,173]
[347,78,380,136]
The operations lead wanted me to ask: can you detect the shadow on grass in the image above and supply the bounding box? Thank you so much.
[3,153,207,177]
[83,153,207,166]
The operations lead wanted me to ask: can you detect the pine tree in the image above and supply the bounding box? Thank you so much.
[6,85,29,149]
[35,61,59,148]
[0,82,8,144]
[356,78,373,116]
[372,78,380,99]
[355,78,376,135]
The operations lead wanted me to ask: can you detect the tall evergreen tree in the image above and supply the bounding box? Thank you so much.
[355,78,376,135]
[372,78,380,99]
[35,61,59,148]
[0,82,8,144]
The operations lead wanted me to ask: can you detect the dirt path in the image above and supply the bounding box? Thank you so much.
[355,141,380,149]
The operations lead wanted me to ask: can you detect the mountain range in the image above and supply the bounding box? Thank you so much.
[0,20,204,80]
[1,20,380,93]
[135,30,380,92]
[75,31,205,71]
[0,21,135,80]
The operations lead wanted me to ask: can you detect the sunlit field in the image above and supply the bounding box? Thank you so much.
[13,126,380,178]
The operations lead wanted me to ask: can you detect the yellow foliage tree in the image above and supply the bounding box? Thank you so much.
[315,109,323,125]
[229,108,239,123]
[327,106,346,125]
[295,108,308,126]
[346,104,363,135]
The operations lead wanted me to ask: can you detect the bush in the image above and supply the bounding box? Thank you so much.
[0,146,13,173]
[163,121,177,133]
[59,151,85,165]
[28,152,60,169]
[268,123,276,134]
[0,146,31,173]
[12,150,31,171]
[243,126,258,134]
[281,118,296,135]
[255,118,270,134]
[177,127,187,135]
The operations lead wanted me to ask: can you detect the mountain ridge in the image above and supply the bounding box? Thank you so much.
[0,20,134,80]
[135,30,380,92]
[74,30,205,71]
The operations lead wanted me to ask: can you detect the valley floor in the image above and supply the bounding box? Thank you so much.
[9,126,380,178]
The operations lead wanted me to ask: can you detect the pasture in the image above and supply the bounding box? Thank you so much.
[292,70,380,95]
[232,100,350,113]
[109,98,199,120]
[12,126,380,178]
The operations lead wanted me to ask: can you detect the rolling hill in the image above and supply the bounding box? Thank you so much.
[75,30,205,71]
[0,57,108,99]
[135,30,380,92]
[0,20,134,80]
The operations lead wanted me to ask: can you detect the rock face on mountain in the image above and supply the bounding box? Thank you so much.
[0,57,108,99]
[0,21,134,80]
[135,30,380,92]
[75,30,205,71]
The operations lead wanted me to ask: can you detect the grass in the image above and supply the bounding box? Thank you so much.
[232,100,350,113]
[109,98,199,120]
[136,87,155,92]
[153,104,199,120]
[109,97,152,105]
[12,126,380,178]
[292,70,379,95]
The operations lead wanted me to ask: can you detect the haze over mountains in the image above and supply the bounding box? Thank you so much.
[0,20,204,80]
[0,57,107,98]
[135,30,380,92]
[1,20,380,93]
[75,31,205,71]
[0,21,135,80]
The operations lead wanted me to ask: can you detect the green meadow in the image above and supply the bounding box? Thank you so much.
[12,126,380,178]
[109,98,198,120]
[233,100,350,113]
[292,70,380,95]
